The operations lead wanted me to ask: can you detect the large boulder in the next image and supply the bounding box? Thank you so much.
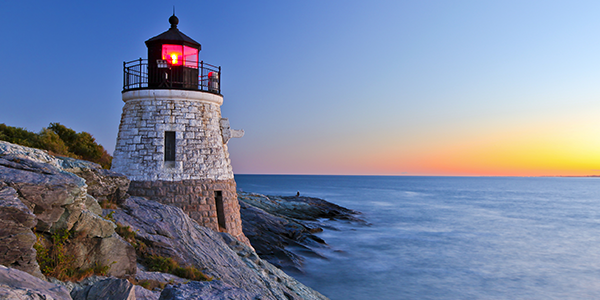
[58,157,129,204]
[0,141,136,278]
[110,197,328,300]
[0,264,72,299]
[70,276,135,300]
[0,140,129,205]
[0,154,87,232]
[0,183,42,278]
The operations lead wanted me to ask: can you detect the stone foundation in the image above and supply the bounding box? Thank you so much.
[128,179,249,246]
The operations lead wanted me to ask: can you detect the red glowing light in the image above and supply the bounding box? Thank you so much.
[162,44,198,68]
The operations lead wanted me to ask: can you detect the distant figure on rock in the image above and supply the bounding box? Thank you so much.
[296,191,300,197]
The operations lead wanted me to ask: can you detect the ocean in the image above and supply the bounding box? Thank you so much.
[235,175,600,300]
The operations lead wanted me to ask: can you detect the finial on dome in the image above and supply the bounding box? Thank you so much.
[169,13,179,29]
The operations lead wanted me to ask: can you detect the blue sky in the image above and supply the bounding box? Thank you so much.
[2,1,600,175]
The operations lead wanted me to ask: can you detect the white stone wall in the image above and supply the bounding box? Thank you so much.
[112,89,234,181]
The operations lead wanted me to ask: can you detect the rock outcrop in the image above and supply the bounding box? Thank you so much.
[59,157,130,205]
[0,141,136,278]
[70,276,136,300]
[110,196,328,300]
[239,192,364,272]
[0,182,41,278]
[0,265,72,299]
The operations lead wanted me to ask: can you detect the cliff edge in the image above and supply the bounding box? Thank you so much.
[0,141,327,300]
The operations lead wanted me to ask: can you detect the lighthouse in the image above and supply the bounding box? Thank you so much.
[111,15,248,245]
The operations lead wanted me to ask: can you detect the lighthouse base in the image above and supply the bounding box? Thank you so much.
[127,179,249,246]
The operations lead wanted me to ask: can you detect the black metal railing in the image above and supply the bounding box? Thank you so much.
[123,58,221,94]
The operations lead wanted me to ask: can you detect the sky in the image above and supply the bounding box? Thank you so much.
[1,1,600,176]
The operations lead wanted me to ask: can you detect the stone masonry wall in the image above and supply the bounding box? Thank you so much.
[112,90,249,245]
[128,179,249,246]
[111,90,234,182]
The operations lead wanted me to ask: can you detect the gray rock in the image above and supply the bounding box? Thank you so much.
[0,154,87,232]
[0,141,63,169]
[239,192,363,222]
[0,264,72,300]
[0,183,42,278]
[219,232,328,300]
[135,285,160,300]
[84,194,103,216]
[58,157,129,204]
[134,268,179,300]
[111,197,328,300]
[0,142,136,278]
[70,276,135,300]
[159,281,258,300]
[135,268,187,286]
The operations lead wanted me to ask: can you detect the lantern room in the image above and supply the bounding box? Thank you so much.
[122,15,221,94]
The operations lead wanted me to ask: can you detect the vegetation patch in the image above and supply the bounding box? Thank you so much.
[0,123,112,169]
[34,228,111,281]
[135,279,168,291]
[113,223,212,282]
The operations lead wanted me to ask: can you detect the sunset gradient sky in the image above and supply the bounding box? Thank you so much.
[1,1,600,176]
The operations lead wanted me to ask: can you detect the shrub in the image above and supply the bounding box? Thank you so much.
[145,255,179,273]
[143,255,212,282]
[0,124,40,148]
[172,266,211,281]
[34,228,112,281]
[0,123,112,169]
[48,123,112,169]
[37,128,70,157]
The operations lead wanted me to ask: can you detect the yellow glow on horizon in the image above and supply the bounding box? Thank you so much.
[334,115,600,177]
[410,119,600,176]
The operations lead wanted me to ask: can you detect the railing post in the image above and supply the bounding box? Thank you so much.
[200,61,204,91]
[139,58,143,89]
[218,66,221,94]
[123,61,127,90]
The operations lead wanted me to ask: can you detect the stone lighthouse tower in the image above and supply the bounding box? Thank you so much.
[112,15,247,244]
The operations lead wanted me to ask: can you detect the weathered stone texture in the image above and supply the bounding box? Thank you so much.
[60,157,130,204]
[110,197,328,300]
[0,146,137,278]
[128,179,248,246]
[0,182,41,278]
[0,265,72,299]
[111,92,234,182]
[70,276,135,300]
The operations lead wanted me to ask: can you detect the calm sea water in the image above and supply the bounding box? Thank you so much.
[235,175,600,300]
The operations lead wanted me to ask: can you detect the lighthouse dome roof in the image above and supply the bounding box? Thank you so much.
[145,15,201,49]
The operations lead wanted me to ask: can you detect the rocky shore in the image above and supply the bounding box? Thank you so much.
[239,192,365,273]
[0,141,362,299]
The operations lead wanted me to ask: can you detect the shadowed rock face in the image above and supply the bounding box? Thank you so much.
[0,265,72,299]
[0,182,41,278]
[70,276,136,300]
[110,197,328,300]
[238,192,365,273]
